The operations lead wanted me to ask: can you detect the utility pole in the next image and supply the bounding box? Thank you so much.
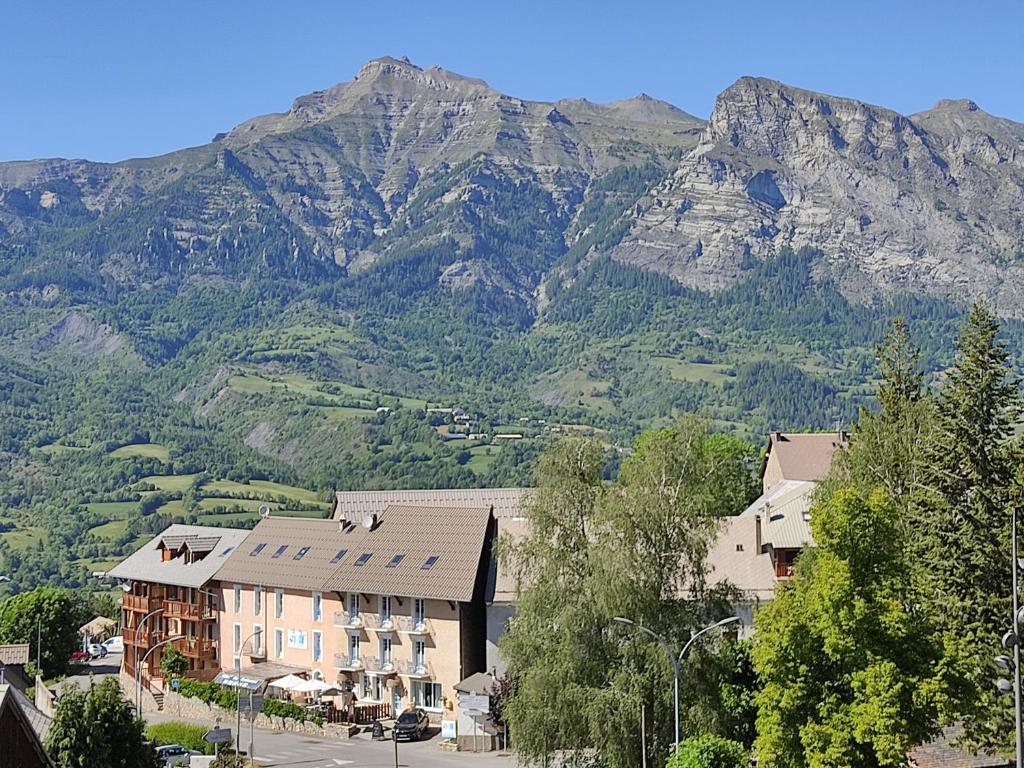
[997,507,1024,768]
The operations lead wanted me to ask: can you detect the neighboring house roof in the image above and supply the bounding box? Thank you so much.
[454,671,495,695]
[705,516,778,600]
[78,617,116,638]
[332,487,527,521]
[216,506,494,603]
[107,524,251,588]
[739,480,816,550]
[0,683,54,766]
[762,431,847,483]
[0,644,30,666]
[909,726,1012,767]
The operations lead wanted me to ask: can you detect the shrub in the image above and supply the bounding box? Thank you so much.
[667,735,748,768]
[145,721,214,755]
[262,698,306,721]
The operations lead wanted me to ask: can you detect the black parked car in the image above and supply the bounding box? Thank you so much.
[394,708,429,741]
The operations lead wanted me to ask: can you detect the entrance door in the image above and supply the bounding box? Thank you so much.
[392,685,403,716]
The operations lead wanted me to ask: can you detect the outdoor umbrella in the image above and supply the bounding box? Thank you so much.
[267,674,308,691]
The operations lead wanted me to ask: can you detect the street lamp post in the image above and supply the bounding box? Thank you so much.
[614,615,740,749]
[136,634,184,718]
[134,607,163,705]
[234,630,262,763]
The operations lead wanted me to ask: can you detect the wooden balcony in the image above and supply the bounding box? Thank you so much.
[122,594,161,613]
[164,600,216,621]
[123,628,155,649]
[774,562,795,578]
[179,637,218,661]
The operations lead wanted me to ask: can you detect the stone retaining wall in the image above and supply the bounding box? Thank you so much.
[162,691,358,740]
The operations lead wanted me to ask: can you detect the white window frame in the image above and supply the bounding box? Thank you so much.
[413,598,425,625]
[348,632,360,663]
[414,639,426,667]
[275,588,284,619]
[380,636,392,665]
[411,680,442,711]
[348,593,359,621]
[274,628,283,660]
[252,624,263,656]
[233,623,241,654]
[379,595,391,621]
[312,630,323,663]
[253,585,263,616]
[312,591,323,623]
[233,585,241,614]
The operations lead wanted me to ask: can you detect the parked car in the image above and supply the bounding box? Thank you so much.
[155,744,191,766]
[394,708,429,741]
[69,650,90,663]
[102,636,123,654]
[87,643,108,659]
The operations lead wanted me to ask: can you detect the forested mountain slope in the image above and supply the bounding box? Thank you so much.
[0,57,1022,589]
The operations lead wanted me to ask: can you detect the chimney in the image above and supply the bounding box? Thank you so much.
[772,430,782,442]
[755,514,763,553]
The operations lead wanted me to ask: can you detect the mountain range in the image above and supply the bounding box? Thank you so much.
[2,59,1023,578]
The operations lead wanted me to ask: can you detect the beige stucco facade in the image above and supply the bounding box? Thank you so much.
[218,582,465,716]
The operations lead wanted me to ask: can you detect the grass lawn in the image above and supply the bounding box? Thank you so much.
[652,356,731,385]
[0,526,45,551]
[155,499,187,516]
[34,443,90,456]
[318,405,374,421]
[110,443,170,461]
[464,445,498,474]
[248,480,326,506]
[137,474,199,492]
[89,519,130,540]
[197,497,283,512]
[230,368,429,411]
[85,501,137,519]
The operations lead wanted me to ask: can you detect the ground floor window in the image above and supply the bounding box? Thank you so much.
[366,674,384,702]
[410,680,442,710]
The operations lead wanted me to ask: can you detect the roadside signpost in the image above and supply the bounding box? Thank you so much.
[203,728,232,744]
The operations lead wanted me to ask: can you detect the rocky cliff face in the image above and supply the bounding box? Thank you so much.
[1,60,1022,310]
[610,78,1024,307]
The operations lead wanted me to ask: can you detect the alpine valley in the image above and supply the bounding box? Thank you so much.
[2,57,1023,587]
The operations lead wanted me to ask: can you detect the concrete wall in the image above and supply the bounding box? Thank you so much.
[485,603,515,676]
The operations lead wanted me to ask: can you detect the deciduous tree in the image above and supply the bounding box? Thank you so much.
[0,586,88,676]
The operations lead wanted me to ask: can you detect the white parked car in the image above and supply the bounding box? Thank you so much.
[102,636,123,654]
[87,643,107,659]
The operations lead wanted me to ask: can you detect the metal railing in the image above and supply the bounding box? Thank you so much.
[396,658,433,678]
[397,616,433,635]
[333,611,364,629]
[334,653,363,670]
[362,655,397,674]
[362,614,397,632]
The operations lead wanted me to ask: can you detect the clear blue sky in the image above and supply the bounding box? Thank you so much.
[3,0,1021,162]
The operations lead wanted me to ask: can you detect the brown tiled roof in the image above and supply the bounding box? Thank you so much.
[216,505,494,602]
[0,644,30,666]
[332,487,527,520]
[909,726,1011,767]
[762,432,847,483]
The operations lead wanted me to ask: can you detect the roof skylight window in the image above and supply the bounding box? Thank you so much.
[272,545,288,559]
[355,553,372,566]
[421,555,439,570]
[293,546,311,561]
[249,543,266,556]
[386,554,405,568]
[330,548,348,564]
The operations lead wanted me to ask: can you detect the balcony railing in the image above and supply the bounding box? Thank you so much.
[362,615,397,633]
[179,638,218,661]
[164,600,216,621]
[122,594,161,613]
[397,616,433,635]
[362,655,397,675]
[334,653,364,671]
[333,611,364,629]
[774,562,795,578]
[123,628,155,649]
[396,659,433,678]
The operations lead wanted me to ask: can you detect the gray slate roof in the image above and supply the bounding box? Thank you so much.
[216,505,494,603]
[0,683,54,764]
[107,524,251,588]
[332,487,527,521]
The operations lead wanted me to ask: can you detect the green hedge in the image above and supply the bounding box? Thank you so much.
[145,722,215,755]
[176,678,321,723]
[667,735,748,768]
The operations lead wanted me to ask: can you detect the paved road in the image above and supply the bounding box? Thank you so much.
[146,710,513,768]
[61,652,121,689]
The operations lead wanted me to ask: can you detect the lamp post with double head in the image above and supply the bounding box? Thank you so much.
[234,629,262,763]
[996,507,1024,768]
[614,615,740,749]
[136,634,184,718]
